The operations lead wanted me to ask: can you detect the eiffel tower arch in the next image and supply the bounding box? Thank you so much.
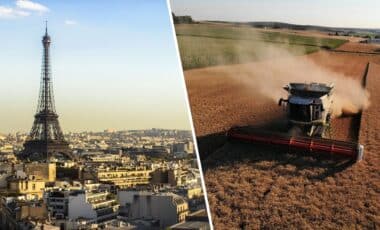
[21,24,76,161]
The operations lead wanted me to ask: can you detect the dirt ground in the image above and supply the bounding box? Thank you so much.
[335,41,380,53]
[186,46,380,228]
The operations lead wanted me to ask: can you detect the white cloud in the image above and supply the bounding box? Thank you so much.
[16,0,49,13]
[0,0,48,19]
[64,20,77,25]
[0,6,30,18]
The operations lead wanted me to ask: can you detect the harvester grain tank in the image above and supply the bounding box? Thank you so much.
[227,82,364,161]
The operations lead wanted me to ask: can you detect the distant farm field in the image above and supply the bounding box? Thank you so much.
[175,23,347,69]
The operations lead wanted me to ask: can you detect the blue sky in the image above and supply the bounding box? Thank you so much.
[0,0,192,133]
[170,0,380,29]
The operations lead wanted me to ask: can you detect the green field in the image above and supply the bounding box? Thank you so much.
[175,23,347,70]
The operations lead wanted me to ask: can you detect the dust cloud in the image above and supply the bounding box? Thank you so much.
[226,41,370,117]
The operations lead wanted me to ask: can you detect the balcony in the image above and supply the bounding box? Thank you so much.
[86,191,108,200]
[91,199,117,209]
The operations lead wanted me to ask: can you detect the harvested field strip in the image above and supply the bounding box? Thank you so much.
[358,62,380,159]
[328,49,380,55]
[346,62,370,144]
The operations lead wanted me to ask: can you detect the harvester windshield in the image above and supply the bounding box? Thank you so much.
[289,104,311,121]
[287,96,323,122]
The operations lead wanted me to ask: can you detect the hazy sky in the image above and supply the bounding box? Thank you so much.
[170,0,380,29]
[0,0,192,133]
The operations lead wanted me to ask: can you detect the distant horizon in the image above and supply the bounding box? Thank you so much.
[179,18,380,30]
[1,127,193,136]
[170,0,380,29]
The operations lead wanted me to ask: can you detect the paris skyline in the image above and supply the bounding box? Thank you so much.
[0,0,191,133]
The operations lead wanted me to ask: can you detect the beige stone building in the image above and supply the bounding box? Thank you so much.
[8,176,45,199]
[0,196,57,230]
[186,186,203,199]
[81,166,152,188]
[117,191,189,227]
[24,162,56,182]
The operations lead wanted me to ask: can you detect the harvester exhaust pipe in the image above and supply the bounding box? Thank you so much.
[227,127,364,161]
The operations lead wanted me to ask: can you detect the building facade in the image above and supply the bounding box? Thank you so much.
[117,191,189,227]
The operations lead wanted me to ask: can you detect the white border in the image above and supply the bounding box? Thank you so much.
[165,1,214,229]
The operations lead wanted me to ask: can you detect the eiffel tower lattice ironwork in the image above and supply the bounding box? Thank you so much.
[22,23,75,161]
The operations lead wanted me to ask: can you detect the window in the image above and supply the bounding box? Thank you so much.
[313,104,322,120]
[289,104,311,122]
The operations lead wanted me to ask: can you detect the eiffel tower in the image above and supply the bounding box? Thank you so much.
[22,23,75,161]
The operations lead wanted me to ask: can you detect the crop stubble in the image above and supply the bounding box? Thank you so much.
[186,49,380,228]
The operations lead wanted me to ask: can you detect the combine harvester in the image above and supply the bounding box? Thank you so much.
[227,83,364,161]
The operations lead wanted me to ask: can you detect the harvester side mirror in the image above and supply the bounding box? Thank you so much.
[278,98,287,106]
[357,145,364,162]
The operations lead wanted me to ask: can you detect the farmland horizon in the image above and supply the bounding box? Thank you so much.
[170,0,380,29]
[191,19,380,31]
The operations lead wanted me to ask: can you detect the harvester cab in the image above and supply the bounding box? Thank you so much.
[279,83,334,138]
